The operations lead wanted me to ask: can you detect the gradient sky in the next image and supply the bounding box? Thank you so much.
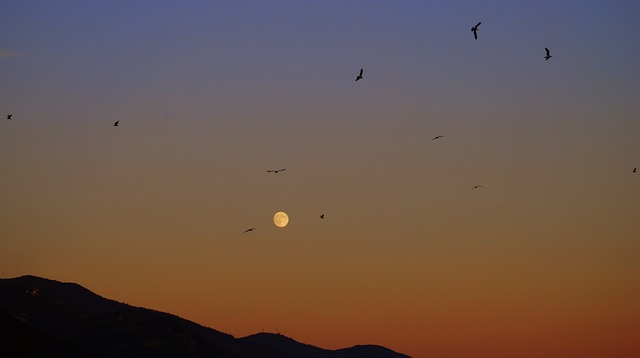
[1,1,639,357]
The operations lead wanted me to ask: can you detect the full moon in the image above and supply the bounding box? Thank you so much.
[273,211,289,228]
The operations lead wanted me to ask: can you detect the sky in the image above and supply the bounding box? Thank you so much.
[1,1,639,357]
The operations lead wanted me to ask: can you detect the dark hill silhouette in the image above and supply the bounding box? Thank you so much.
[0,276,410,357]
[239,333,410,358]
[334,344,410,358]
[239,332,332,357]
[0,275,239,357]
[0,308,91,357]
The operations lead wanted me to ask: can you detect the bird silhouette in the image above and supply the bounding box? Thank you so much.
[320,214,325,219]
[267,169,286,173]
[471,185,485,192]
[355,68,363,81]
[471,22,481,40]
[113,121,119,127]
[545,47,552,60]
[6,114,12,120]
[431,135,444,141]
[634,167,637,173]
[243,227,256,233]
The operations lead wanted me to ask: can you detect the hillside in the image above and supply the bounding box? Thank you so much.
[0,275,410,357]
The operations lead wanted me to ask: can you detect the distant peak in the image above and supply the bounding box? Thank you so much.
[2,275,55,283]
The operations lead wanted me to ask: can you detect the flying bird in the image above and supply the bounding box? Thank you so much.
[634,167,637,173]
[113,121,119,127]
[6,114,12,120]
[267,168,286,173]
[355,68,363,81]
[320,214,325,219]
[471,185,485,192]
[431,135,444,141]
[243,227,256,233]
[545,47,552,60]
[471,22,481,40]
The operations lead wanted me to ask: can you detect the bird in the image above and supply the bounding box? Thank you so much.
[355,68,363,81]
[545,47,552,60]
[471,22,481,40]
[634,167,637,173]
[471,185,485,192]
[267,168,286,173]
[319,214,325,219]
[113,121,119,127]
[431,135,444,141]
[243,227,256,233]
[6,114,12,120]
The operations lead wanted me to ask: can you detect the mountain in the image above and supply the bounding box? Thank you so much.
[0,275,410,357]
[0,275,239,357]
[239,333,410,358]
[239,332,332,357]
[0,308,90,356]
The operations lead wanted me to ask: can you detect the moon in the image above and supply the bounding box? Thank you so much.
[273,211,289,228]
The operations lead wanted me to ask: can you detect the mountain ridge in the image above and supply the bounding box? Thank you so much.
[0,275,410,358]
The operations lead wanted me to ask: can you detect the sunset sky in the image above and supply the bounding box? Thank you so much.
[1,1,639,357]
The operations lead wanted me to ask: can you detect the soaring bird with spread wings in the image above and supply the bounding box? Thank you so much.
[355,68,363,81]
[267,168,286,173]
[471,22,481,40]
[545,47,552,60]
